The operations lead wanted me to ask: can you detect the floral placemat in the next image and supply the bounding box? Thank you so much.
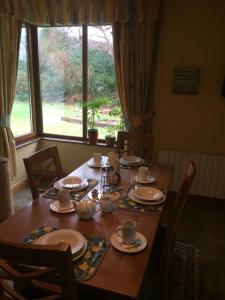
[42,179,98,202]
[117,185,165,215]
[23,226,109,281]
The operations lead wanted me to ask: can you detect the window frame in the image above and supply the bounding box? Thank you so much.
[14,23,38,146]
[14,24,118,145]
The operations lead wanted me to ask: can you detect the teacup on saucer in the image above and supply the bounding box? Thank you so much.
[57,189,72,209]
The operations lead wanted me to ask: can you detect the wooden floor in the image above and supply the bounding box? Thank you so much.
[13,188,225,299]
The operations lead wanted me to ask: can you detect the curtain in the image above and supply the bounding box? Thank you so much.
[0,0,158,25]
[113,22,156,131]
[0,14,21,177]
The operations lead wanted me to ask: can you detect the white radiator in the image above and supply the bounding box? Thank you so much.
[158,150,225,199]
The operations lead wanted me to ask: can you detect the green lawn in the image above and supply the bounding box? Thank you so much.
[11,101,120,139]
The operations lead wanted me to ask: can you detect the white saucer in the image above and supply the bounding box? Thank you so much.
[54,179,88,192]
[88,189,120,202]
[135,176,156,184]
[88,160,104,168]
[128,190,166,206]
[50,200,75,214]
[110,232,147,253]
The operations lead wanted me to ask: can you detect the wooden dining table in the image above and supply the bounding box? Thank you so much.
[0,157,171,300]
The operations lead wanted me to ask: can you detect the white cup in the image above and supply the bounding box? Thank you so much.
[117,219,137,245]
[100,194,113,213]
[138,166,149,182]
[93,153,102,165]
[57,189,71,209]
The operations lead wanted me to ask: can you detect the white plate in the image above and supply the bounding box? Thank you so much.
[120,156,144,166]
[50,200,75,214]
[110,232,147,253]
[88,189,120,202]
[61,176,83,189]
[73,241,87,261]
[135,175,156,184]
[54,179,88,192]
[133,186,164,201]
[128,190,166,206]
[33,229,86,256]
[88,160,104,168]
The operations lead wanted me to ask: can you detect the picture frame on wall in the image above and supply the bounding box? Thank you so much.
[172,67,200,95]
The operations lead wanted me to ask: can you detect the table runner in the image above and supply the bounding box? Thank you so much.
[42,179,98,202]
[23,226,108,280]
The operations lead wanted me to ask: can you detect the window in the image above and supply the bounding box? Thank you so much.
[38,25,123,141]
[11,26,34,139]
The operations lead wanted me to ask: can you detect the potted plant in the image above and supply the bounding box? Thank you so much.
[105,107,125,145]
[82,97,109,144]
[105,126,116,146]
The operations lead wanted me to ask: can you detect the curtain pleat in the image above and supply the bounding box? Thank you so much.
[0,0,159,25]
[112,22,156,131]
[0,14,21,177]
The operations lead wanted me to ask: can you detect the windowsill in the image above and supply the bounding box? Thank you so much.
[16,136,41,149]
[41,136,116,148]
[15,135,116,149]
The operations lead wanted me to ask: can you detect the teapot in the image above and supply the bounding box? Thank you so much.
[75,199,96,220]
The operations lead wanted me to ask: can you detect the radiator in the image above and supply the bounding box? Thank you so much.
[158,150,225,199]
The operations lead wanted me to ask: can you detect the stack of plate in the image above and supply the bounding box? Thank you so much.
[54,176,88,192]
[33,229,87,261]
[120,156,144,167]
[128,186,165,205]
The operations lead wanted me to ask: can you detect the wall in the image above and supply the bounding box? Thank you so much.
[153,0,225,159]
[13,139,113,185]
[40,139,113,174]
[12,141,39,186]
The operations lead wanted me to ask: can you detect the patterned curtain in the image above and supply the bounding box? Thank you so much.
[112,22,157,132]
[0,0,158,25]
[0,14,21,177]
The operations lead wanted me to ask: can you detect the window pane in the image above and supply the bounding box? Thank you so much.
[11,27,32,137]
[88,26,122,139]
[38,27,83,137]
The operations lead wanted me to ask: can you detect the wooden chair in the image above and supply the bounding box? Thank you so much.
[159,160,197,299]
[116,130,154,162]
[23,146,64,200]
[0,239,78,299]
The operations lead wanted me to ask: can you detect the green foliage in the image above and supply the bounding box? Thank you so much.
[88,48,116,97]
[109,107,126,131]
[81,97,110,129]
[15,58,30,102]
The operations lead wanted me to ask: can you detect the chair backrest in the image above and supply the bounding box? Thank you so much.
[116,130,154,162]
[23,146,64,200]
[160,160,196,299]
[0,239,78,300]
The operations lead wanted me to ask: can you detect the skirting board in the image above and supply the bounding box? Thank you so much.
[12,179,28,194]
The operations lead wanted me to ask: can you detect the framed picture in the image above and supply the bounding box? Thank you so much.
[172,68,200,95]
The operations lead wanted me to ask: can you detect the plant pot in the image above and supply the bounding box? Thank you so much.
[105,135,116,147]
[88,129,98,144]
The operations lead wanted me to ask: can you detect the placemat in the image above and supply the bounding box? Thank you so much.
[117,185,165,215]
[42,179,98,202]
[23,226,108,281]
